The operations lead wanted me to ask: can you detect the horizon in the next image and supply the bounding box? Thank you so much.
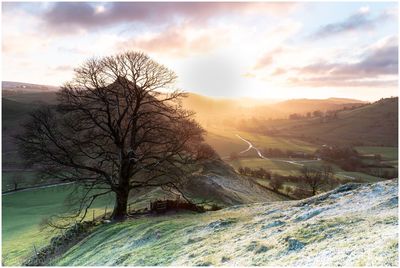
[1,80,396,103]
[2,2,398,101]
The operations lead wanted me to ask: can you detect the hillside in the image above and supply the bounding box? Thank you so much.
[2,81,59,93]
[2,159,286,266]
[269,97,367,115]
[280,97,398,146]
[183,160,288,205]
[52,179,398,266]
[2,98,39,153]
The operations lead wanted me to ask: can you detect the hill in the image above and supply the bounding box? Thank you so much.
[2,98,39,153]
[2,81,59,93]
[240,97,398,147]
[273,97,398,146]
[183,94,367,126]
[268,97,367,115]
[52,179,398,266]
[2,158,287,266]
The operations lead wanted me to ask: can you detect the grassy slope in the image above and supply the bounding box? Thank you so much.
[280,98,398,146]
[2,98,37,155]
[205,126,317,158]
[355,146,398,161]
[54,180,398,266]
[1,185,115,265]
[269,98,366,115]
[2,159,285,265]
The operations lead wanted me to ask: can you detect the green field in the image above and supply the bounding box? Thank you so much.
[2,185,115,266]
[205,127,317,157]
[2,170,39,191]
[355,146,398,161]
[227,157,381,183]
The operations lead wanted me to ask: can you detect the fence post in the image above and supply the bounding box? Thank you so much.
[92,210,95,222]
[104,206,107,218]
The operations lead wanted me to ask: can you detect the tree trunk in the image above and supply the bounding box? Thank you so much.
[111,188,129,221]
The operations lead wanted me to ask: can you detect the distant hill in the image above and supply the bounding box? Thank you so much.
[2,81,393,147]
[2,98,40,152]
[183,94,369,128]
[269,98,367,115]
[2,81,59,92]
[269,97,398,146]
[2,81,369,123]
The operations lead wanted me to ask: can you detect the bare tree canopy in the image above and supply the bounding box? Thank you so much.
[300,165,334,196]
[17,51,207,221]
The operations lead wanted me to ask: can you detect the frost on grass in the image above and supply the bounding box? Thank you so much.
[54,180,398,266]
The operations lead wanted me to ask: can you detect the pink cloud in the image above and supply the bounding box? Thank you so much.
[116,25,229,57]
[41,2,298,33]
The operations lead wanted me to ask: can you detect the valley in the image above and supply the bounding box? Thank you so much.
[1,82,398,266]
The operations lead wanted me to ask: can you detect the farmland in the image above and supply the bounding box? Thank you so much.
[205,126,317,158]
[2,185,115,266]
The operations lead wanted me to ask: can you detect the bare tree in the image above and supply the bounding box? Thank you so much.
[270,176,283,192]
[300,166,323,196]
[17,51,206,221]
[321,164,338,189]
[11,174,23,191]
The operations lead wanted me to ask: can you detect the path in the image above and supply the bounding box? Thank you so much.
[235,134,356,180]
[236,134,306,167]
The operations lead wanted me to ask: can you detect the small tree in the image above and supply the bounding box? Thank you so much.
[11,174,23,191]
[17,51,206,222]
[300,166,324,196]
[238,167,245,175]
[284,185,292,196]
[270,176,283,192]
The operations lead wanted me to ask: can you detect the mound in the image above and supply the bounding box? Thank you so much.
[184,160,288,205]
[276,97,398,146]
[53,179,398,266]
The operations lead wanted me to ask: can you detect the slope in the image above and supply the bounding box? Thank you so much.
[53,179,398,266]
[270,97,367,115]
[2,159,286,266]
[274,97,398,146]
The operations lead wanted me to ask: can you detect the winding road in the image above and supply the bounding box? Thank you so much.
[236,134,312,167]
[235,134,356,179]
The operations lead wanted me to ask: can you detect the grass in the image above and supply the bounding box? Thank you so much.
[51,179,398,266]
[227,156,381,184]
[205,126,317,158]
[279,98,398,147]
[1,170,43,191]
[2,185,115,266]
[355,146,398,161]
[228,158,303,176]
[53,214,193,266]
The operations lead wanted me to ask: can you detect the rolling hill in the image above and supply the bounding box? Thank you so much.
[269,97,367,115]
[267,97,398,146]
[2,81,59,93]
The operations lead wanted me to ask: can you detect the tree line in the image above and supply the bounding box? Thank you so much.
[238,165,337,199]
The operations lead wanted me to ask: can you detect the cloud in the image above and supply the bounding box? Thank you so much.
[52,65,73,72]
[290,35,398,87]
[312,7,394,39]
[253,47,285,70]
[288,76,397,88]
[116,25,229,57]
[40,2,297,33]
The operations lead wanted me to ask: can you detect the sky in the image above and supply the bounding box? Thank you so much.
[1,1,398,101]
